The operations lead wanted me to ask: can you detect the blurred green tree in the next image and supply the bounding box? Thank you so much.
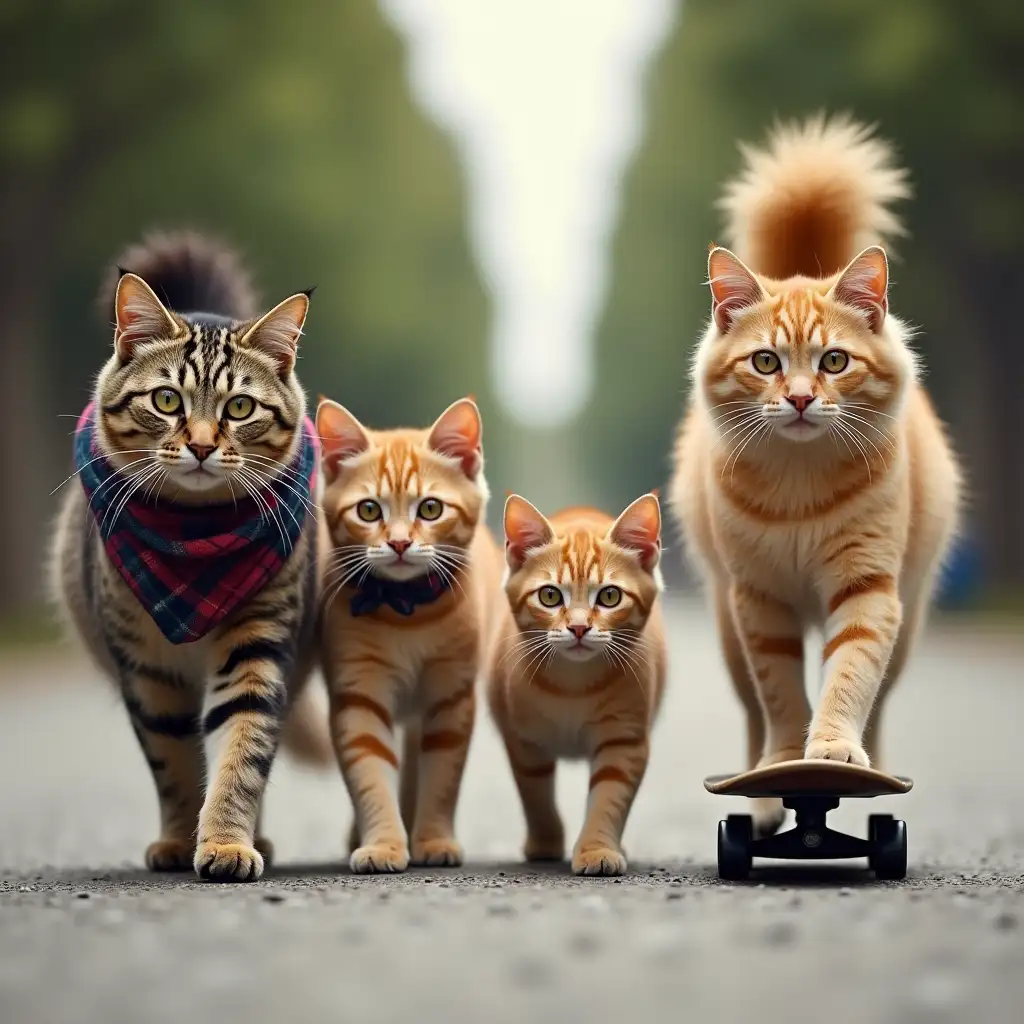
[585,0,1024,592]
[0,0,487,617]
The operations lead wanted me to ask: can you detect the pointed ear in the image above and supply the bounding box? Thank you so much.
[608,493,661,571]
[427,398,483,478]
[114,273,181,360]
[831,246,888,332]
[238,292,309,376]
[316,399,370,482]
[504,494,555,571]
[708,247,765,333]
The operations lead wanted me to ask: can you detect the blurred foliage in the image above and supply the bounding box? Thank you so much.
[583,0,1024,589]
[0,0,489,613]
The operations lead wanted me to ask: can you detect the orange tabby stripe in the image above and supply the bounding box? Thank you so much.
[750,635,803,658]
[827,574,895,615]
[593,736,644,757]
[334,692,392,730]
[509,755,555,778]
[822,625,879,661]
[420,730,467,753]
[341,733,398,769]
[720,471,875,523]
[589,765,630,789]
[426,683,474,720]
[533,674,615,698]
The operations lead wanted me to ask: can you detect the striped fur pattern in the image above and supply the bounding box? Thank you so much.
[318,397,503,873]
[488,496,666,876]
[671,116,961,834]
[50,234,328,881]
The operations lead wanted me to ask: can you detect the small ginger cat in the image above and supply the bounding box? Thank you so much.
[317,396,503,873]
[671,115,961,834]
[488,494,666,876]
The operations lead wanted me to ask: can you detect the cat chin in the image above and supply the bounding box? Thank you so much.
[370,562,432,582]
[554,645,602,663]
[772,421,828,444]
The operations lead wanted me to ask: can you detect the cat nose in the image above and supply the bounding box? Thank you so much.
[786,394,813,414]
[388,539,411,556]
[187,443,215,463]
[568,624,591,640]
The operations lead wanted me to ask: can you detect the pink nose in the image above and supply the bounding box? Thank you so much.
[568,624,591,640]
[187,443,215,462]
[388,539,411,556]
[786,394,813,414]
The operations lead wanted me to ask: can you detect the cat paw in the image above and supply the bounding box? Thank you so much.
[524,832,565,862]
[254,836,275,867]
[410,837,463,867]
[145,838,194,872]
[805,736,869,766]
[572,845,627,876]
[350,842,409,874]
[194,841,264,882]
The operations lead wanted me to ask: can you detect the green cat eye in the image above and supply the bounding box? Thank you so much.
[752,351,781,374]
[356,500,383,522]
[821,350,849,374]
[152,388,182,415]
[418,498,443,521]
[596,585,622,608]
[225,394,255,420]
[537,586,563,608]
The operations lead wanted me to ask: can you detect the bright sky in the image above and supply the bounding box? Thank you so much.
[381,0,675,427]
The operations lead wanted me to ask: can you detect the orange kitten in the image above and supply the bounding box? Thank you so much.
[317,397,503,873]
[670,116,961,834]
[488,495,667,876]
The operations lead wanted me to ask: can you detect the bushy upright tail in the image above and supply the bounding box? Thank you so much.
[718,114,910,279]
[98,231,258,323]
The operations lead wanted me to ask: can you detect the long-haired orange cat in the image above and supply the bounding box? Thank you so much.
[317,397,502,873]
[488,495,666,875]
[671,115,961,833]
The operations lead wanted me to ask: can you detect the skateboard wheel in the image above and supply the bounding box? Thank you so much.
[869,816,907,880]
[718,815,753,881]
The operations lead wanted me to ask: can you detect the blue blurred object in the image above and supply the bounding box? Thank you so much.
[935,533,983,609]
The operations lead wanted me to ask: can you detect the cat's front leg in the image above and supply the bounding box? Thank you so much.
[807,570,902,766]
[329,662,408,873]
[408,660,477,866]
[573,731,649,877]
[194,631,293,882]
[120,668,205,871]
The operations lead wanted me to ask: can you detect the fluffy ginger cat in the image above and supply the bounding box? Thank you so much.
[317,397,503,873]
[488,494,666,876]
[670,115,961,834]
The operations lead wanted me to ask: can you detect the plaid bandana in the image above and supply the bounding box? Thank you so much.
[75,403,318,645]
[350,570,452,618]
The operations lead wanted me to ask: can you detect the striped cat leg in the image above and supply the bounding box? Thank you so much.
[409,665,477,867]
[573,734,649,876]
[730,581,810,834]
[194,638,291,882]
[502,734,562,862]
[330,675,408,873]
[121,670,204,871]
[807,571,902,766]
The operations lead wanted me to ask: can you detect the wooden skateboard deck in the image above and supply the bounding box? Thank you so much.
[705,759,913,799]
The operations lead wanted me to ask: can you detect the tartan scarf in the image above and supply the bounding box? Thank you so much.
[350,570,452,618]
[75,403,317,645]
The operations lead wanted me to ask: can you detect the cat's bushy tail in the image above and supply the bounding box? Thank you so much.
[718,114,910,279]
[98,231,257,322]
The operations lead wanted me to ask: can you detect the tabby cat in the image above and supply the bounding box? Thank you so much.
[51,233,329,881]
[670,116,961,834]
[488,494,666,876]
[317,396,503,873]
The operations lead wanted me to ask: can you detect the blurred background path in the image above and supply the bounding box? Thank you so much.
[1,600,1022,1023]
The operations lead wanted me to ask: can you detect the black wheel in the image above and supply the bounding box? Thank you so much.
[718,814,753,881]
[869,817,907,880]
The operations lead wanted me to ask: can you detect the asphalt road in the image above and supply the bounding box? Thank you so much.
[1,598,1022,1024]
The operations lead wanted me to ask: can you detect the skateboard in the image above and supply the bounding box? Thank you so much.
[704,760,912,881]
